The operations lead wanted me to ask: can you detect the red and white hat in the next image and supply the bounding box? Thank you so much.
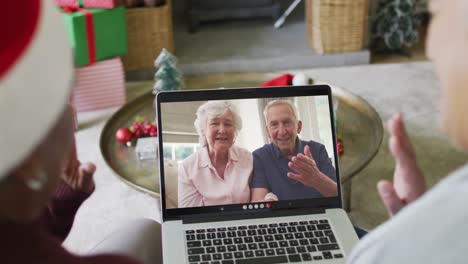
[0,1,73,180]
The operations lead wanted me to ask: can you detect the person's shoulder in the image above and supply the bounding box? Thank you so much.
[303,139,325,148]
[440,164,468,186]
[252,144,272,155]
[302,140,326,154]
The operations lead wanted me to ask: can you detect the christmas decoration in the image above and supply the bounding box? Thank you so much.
[54,0,124,9]
[153,48,184,94]
[337,138,344,156]
[115,116,158,146]
[371,0,421,54]
[116,127,133,146]
[292,72,310,86]
[135,137,159,161]
[260,74,294,87]
[61,6,128,67]
[72,58,126,112]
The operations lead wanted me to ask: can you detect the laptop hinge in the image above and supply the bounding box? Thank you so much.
[182,208,326,224]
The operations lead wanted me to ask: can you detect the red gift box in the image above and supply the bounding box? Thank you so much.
[72,58,126,112]
[54,0,124,9]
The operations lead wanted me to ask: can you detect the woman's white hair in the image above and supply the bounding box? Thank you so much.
[194,100,242,146]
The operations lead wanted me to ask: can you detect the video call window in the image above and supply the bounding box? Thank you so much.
[160,96,337,209]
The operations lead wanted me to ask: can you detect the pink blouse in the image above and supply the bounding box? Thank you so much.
[178,145,253,208]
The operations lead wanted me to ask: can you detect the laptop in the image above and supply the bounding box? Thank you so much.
[156,85,359,264]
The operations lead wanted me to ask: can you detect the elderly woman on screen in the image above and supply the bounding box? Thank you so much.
[178,101,253,208]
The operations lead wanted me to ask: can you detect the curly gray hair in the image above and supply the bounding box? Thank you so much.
[194,100,242,146]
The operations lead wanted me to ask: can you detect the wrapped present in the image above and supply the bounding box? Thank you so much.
[72,58,127,112]
[61,6,128,67]
[54,0,124,9]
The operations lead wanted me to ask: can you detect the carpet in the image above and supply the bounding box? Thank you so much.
[64,62,468,255]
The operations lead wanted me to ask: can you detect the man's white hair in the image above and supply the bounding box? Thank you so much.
[194,100,242,146]
[263,100,298,124]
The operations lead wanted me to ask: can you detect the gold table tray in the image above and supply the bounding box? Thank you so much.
[100,73,383,210]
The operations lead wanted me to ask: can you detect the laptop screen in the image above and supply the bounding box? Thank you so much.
[156,86,342,220]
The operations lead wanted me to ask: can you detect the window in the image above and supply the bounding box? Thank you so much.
[163,143,198,162]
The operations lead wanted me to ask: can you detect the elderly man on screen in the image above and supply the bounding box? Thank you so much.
[250,100,338,202]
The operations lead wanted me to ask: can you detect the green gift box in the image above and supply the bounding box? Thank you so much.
[62,6,128,67]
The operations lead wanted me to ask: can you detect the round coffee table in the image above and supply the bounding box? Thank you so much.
[100,72,383,211]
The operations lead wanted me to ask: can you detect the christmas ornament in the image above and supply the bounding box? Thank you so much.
[337,139,344,156]
[116,127,133,146]
[153,48,184,94]
[115,116,158,146]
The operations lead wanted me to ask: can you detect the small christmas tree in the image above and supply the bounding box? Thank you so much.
[153,48,184,94]
[371,0,421,55]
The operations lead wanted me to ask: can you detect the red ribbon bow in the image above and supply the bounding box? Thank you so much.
[62,6,79,12]
[62,7,96,65]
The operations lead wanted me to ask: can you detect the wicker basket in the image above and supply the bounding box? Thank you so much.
[122,0,174,71]
[305,0,368,54]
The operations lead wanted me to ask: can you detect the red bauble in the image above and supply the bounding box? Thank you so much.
[337,139,344,156]
[116,127,133,145]
[149,125,158,137]
[117,117,158,146]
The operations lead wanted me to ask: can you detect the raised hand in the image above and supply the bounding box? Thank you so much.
[288,145,321,184]
[288,145,337,196]
[62,141,95,194]
[377,113,426,216]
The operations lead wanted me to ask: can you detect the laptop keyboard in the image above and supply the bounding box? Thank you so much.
[185,219,344,264]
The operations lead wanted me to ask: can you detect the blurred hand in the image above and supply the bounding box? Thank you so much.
[378,113,426,216]
[62,143,95,193]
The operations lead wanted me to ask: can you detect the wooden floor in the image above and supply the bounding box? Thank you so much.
[371,26,428,64]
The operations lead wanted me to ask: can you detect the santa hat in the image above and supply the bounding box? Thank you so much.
[0,1,73,180]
